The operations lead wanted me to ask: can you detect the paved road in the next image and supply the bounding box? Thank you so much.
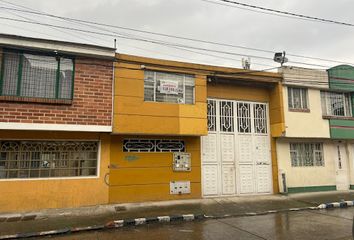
[40,208,354,240]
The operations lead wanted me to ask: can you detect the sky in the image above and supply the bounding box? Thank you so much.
[0,0,353,70]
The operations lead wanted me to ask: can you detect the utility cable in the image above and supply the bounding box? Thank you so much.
[206,0,354,27]
[0,3,352,66]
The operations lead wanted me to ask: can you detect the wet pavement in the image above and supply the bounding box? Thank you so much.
[37,208,354,240]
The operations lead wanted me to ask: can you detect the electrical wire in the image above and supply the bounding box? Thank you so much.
[0,15,336,69]
[0,17,278,61]
[2,50,354,88]
[0,1,113,46]
[0,50,280,78]
[205,0,354,27]
[0,2,353,66]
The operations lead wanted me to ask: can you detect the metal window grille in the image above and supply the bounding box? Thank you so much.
[143,70,195,104]
[220,100,234,132]
[337,145,342,169]
[290,143,324,167]
[288,87,308,110]
[0,50,74,100]
[321,91,351,117]
[237,102,251,133]
[0,141,98,179]
[207,99,217,132]
[123,139,185,152]
[254,103,267,134]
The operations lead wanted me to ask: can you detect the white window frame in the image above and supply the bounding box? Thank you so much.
[321,91,352,117]
[287,87,308,110]
[144,70,195,104]
[290,143,324,167]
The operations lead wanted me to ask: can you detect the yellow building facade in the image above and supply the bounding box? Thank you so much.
[0,131,110,212]
[0,40,285,212]
[110,54,284,203]
[0,34,116,212]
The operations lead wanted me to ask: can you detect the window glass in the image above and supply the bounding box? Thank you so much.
[321,91,351,117]
[0,141,98,179]
[288,87,308,110]
[21,54,57,98]
[290,143,324,167]
[144,70,195,104]
[59,58,74,99]
[2,52,20,96]
[0,50,74,100]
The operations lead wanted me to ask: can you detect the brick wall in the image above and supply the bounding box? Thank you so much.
[0,57,113,126]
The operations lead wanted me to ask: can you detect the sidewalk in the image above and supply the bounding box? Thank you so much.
[1,191,354,237]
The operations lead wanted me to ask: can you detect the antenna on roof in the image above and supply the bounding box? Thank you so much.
[242,57,251,70]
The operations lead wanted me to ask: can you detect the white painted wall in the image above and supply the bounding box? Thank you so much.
[283,86,330,138]
[279,66,328,89]
[277,139,337,190]
[347,143,354,186]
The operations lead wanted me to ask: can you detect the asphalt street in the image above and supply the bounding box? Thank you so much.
[37,208,354,240]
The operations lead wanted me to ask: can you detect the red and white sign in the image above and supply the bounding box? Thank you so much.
[159,80,180,95]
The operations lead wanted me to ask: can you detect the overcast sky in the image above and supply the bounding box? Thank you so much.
[0,0,353,70]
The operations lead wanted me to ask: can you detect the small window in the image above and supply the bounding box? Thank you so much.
[207,99,216,132]
[321,91,351,117]
[0,50,74,100]
[288,87,308,110]
[123,139,185,152]
[144,71,195,104]
[290,143,324,167]
[0,141,98,179]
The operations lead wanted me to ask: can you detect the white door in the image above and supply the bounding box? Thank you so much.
[335,143,349,191]
[202,99,272,197]
[253,103,272,193]
[201,134,218,196]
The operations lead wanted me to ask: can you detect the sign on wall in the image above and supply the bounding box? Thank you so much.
[159,80,180,95]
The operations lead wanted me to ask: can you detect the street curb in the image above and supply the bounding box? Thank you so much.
[105,213,204,229]
[318,200,354,209]
[1,201,353,239]
[0,214,204,239]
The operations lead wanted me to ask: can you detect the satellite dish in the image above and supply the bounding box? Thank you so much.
[273,51,288,66]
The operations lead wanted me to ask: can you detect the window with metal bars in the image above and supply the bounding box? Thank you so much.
[144,70,195,104]
[0,50,74,100]
[290,143,324,167]
[123,139,185,152]
[288,87,308,110]
[320,91,351,117]
[0,141,98,179]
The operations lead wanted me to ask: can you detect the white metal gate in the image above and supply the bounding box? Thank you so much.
[202,99,272,196]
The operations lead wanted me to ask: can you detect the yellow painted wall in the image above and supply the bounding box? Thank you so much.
[269,83,286,138]
[109,135,201,203]
[114,57,207,136]
[0,131,110,212]
[268,83,285,193]
[207,82,270,102]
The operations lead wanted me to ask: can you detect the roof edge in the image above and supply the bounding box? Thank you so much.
[0,33,116,60]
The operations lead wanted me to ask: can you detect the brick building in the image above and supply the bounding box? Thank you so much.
[0,34,116,212]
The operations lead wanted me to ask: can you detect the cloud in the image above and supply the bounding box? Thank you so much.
[1,0,354,69]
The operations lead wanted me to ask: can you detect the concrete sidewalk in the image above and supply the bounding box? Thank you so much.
[1,191,354,237]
